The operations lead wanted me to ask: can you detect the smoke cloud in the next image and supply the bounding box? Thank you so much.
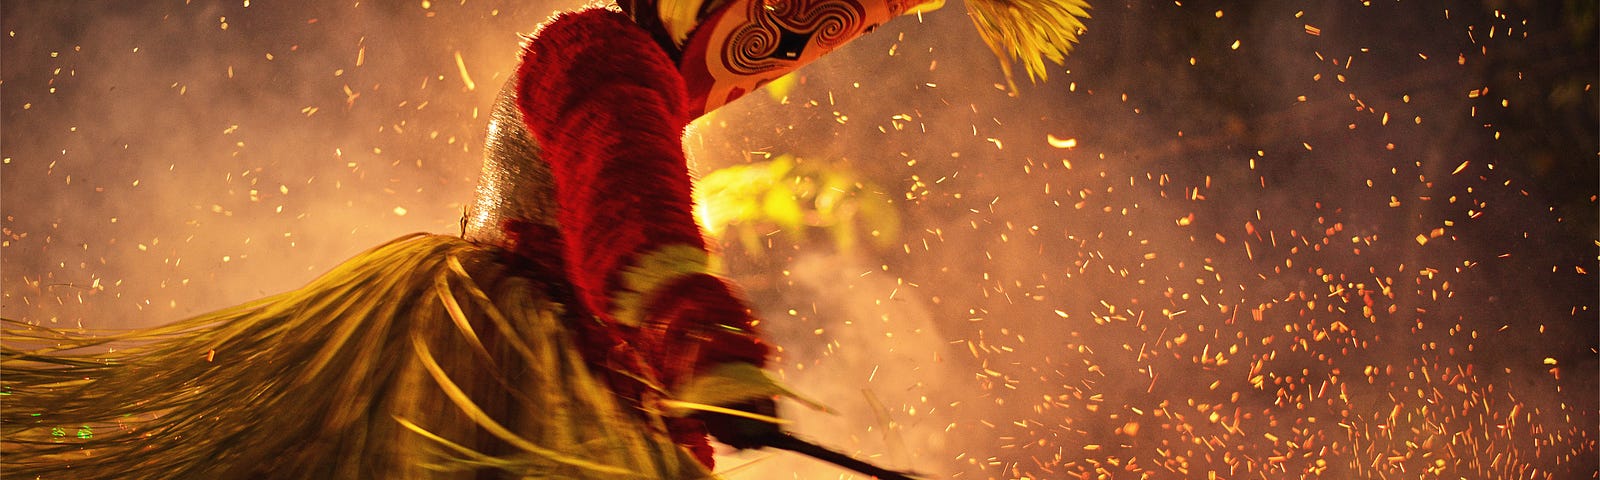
[5,1,1595,478]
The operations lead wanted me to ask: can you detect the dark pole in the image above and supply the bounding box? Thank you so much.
[762,432,923,480]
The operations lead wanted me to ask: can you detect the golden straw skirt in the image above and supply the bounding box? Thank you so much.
[3,234,710,479]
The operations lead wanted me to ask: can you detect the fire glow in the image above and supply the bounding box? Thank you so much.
[3,1,1593,479]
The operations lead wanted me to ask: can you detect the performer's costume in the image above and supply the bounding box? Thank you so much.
[3,0,1087,478]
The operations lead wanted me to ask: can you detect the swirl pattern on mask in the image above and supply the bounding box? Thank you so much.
[722,0,867,75]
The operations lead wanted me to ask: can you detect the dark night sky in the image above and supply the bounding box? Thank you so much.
[4,1,1595,478]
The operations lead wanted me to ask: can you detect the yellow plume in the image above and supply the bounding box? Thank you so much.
[657,0,707,45]
[964,0,1090,93]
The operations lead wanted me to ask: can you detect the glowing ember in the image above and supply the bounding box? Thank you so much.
[3,1,1593,479]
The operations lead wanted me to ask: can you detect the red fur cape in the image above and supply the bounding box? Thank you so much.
[513,9,770,468]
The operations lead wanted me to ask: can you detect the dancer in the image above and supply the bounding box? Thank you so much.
[3,0,1087,478]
